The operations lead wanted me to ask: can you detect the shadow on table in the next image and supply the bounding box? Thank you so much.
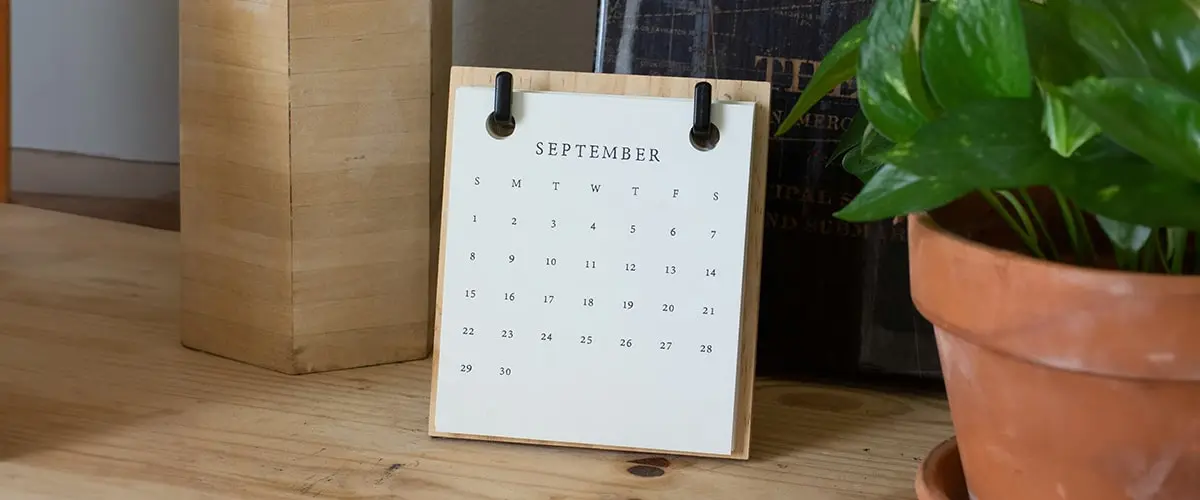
[0,212,196,461]
[748,378,951,463]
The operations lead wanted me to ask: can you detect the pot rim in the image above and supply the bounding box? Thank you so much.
[908,212,1200,381]
[910,212,1198,285]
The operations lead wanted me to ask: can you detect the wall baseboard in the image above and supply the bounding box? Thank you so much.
[11,147,179,200]
[11,190,179,231]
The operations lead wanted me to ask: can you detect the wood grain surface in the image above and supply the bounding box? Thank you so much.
[0,204,953,499]
[178,0,450,374]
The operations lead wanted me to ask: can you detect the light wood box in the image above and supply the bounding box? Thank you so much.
[178,0,452,374]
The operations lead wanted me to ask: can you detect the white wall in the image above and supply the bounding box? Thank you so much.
[12,0,181,163]
[11,0,598,169]
[454,0,597,72]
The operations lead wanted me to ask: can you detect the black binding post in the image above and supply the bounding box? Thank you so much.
[487,71,516,138]
[692,82,712,138]
[691,81,718,150]
[494,71,514,126]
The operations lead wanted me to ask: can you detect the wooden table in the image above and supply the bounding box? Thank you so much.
[0,204,953,499]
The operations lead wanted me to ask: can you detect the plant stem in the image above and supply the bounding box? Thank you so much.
[1115,249,1133,271]
[1194,231,1200,275]
[980,189,1046,260]
[1142,230,1161,273]
[1156,230,1172,272]
[996,190,1045,257]
[1053,189,1085,264]
[1166,228,1187,275]
[1073,203,1096,265]
[1018,188,1059,261]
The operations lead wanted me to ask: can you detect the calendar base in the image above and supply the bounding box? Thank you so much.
[428,430,750,461]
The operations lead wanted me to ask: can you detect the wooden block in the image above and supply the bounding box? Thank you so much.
[179,0,451,374]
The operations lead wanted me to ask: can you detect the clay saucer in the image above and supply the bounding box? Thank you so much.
[915,437,970,500]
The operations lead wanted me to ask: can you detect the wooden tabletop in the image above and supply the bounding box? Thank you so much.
[0,204,953,499]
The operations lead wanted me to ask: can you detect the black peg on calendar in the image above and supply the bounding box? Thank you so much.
[690,82,719,151]
[488,71,516,138]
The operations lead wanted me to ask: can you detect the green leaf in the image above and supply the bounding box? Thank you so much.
[1095,215,1153,253]
[1068,0,1200,98]
[1021,0,1103,85]
[834,164,970,221]
[843,125,894,183]
[874,98,1062,189]
[1055,158,1200,230]
[841,147,872,182]
[1065,0,1155,78]
[1071,134,1140,163]
[1041,88,1100,157]
[777,20,867,137]
[858,0,938,142]
[922,0,1032,110]
[1060,77,1200,182]
[827,110,869,167]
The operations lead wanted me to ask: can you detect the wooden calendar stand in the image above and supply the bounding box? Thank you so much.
[428,67,770,459]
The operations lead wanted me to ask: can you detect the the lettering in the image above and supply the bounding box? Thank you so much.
[631,186,640,196]
[770,109,854,133]
[552,181,560,191]
[591,184,602,193]
[511,178,522,188]
[474,176,480,186]
[755,55,858,98]
[769,184,855,207]
[763,211,908,242]
[672,189,680,199]
[534,141,661,163]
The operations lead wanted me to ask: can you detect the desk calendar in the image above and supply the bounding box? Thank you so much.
[429,67,769,459]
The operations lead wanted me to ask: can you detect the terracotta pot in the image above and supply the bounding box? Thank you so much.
[916,438,969,500]
[908,213,1200,500]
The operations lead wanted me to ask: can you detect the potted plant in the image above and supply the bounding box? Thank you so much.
[778,0,1200,498]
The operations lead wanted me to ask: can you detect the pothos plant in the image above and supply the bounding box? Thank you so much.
[777,0,1200,275]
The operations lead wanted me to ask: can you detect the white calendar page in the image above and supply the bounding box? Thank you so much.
[433,86,756,456]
